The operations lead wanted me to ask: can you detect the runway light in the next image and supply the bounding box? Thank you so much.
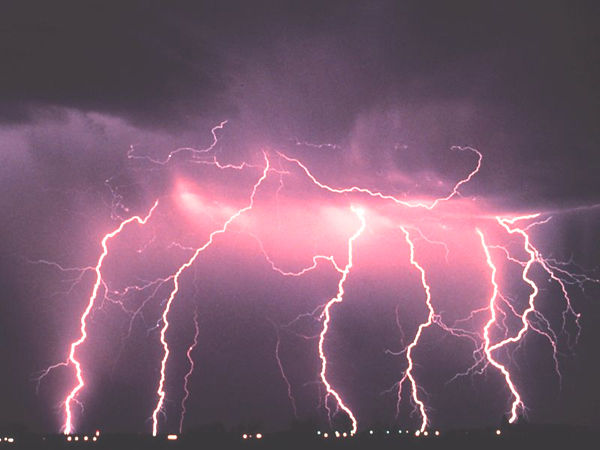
[74,436,79,441]
[256,433,263,439]
[369,430,374,435]
[92,437,97,442]
[323,433,328,438]
[415,431,421,437]
[386,430,390,435]
[242,434,248,439]
[167,434,178,441]
[95,430,100,437]
[335,431,340,438]
[7,438,14,443]
[342,432,347,438]
[316,431,321,435]
[435,430,440,436]
[398,430,402,434]
[496,429,502,436]
[84,436,89,441]
[67,436,72,442]
[424,431,429,436]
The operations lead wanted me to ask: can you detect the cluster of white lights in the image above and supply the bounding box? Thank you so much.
[242,433,262,440]
[65,435,98,442]
[365,429,440,437]
[319,430,352,438]
[0,437,15,444]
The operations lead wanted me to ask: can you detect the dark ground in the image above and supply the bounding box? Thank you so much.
[1,424,597,450]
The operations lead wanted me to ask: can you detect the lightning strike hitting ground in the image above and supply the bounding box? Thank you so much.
[62,200,160,434]
[477,228,525,423]
[395,226,434,432]
[317,206,366,436]
[150,153,270,436]
[33,122,597,436]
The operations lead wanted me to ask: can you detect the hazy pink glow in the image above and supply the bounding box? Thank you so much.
[63,200,160,434]
[395,226,434,432]
[151,153,270,436]
[317,206,366,435]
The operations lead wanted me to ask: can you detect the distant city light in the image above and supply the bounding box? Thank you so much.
[496,429,502,436]
[369,430,374,435]
[435,430,440,436]
[167,434,178,440]
[256,433,263,439]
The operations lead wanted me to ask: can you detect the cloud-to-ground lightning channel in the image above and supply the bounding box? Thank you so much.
[61,200,160,434]
[33,121,598,436]
[317,206,366,435]
[395,226,435,432]
[150,153,270,436]
[179,308,200,433]
[476,228,524,423]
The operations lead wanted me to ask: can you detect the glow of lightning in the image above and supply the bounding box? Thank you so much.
[151,153,270,436]
[476,228,524,423]
[396,226,434,432]
[179,308,200,433]
[317,206,366,436]
[63,200,160,434]
[278,145,482,210]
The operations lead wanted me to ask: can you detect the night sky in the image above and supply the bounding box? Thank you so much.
[1,0,598,435]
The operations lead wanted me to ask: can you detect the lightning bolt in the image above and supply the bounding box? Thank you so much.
[395,226,434,432]
[62,200,160,434]
[476,228,524,423]
[127,121,228,164]
[278,145,482,210]
[179,308,200,433]
[317,206,366,435]
[34,118,597,436]
[150,152,270,436]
